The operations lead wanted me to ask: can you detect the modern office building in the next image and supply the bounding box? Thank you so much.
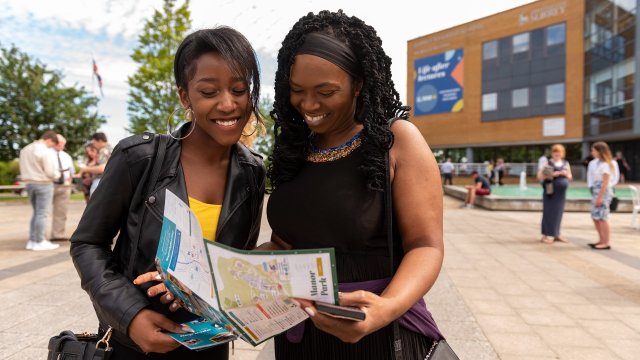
[408,0,639,180]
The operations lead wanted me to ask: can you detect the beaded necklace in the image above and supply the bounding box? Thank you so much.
[306,131,362,163]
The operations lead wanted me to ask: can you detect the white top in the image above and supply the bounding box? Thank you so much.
[587,159,619,188]
[440,161,454,174]
[52,150,75,184]
[550,159,568,169]
[537,155,549,171]
[19,140,60,183]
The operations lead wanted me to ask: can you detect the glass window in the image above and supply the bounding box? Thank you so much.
[546,83,565,104]
[482,93,497,112]
[483,40,498,60]
[513,32,530,53]
[546,23,566,46]
[512,88,529,108]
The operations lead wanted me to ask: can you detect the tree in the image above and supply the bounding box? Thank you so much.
[127,0,191,134]
[0,44,105,161]
[253,97,275,157]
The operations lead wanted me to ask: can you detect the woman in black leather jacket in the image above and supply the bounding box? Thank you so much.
[70,27,265,359]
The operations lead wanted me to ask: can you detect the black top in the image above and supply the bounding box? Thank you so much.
[268,146,436,359]
[268,147,400,283]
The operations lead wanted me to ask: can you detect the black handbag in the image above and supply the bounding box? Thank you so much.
[47,327,112,360]
[610,196,620,211]
[425,339,459,360]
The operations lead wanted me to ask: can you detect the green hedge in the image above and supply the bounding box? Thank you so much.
[0,160,20,185]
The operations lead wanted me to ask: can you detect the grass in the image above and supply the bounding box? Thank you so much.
[0,192,85,203]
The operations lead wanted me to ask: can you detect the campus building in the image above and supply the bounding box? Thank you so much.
[408,0,639,180]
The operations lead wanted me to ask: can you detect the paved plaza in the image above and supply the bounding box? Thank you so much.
[0,195,639,359]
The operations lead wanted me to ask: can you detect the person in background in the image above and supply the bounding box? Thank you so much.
[18,130,60,251]
[615,151,631,183]
[463,171,491,209]
[78,132,112,195]
[440,158,454,185]
[587,141,616,250]
[537,144,572,244]
[77,143,98,202]
[494,158,505,185]
[537,149,550,172]
[459,157,468,175]
[485,159,494,181]
[51,134,75,241]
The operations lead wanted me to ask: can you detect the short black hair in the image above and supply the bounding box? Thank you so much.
[91,132,108,142]
[174,27,261,123]
[269,10,409,191]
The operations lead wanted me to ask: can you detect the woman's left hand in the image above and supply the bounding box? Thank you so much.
[296,291,395,343]
[134,271,183,312]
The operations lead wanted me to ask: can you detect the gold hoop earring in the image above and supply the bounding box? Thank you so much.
[242,116,260,137]
[167,107,197,140]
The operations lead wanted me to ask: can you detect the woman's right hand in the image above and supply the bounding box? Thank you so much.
[128,309,186,353]
[134,271,183,312]
[596,196,604,207]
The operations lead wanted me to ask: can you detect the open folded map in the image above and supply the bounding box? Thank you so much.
[155,190,339,349]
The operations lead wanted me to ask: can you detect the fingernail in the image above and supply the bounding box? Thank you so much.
[304,307,315,317]
[147,289,153,296]
[338,292,343,298]
[166,293,173,301]
[181,325,194,333]
[171,303,178,310]
[154,274,162,280]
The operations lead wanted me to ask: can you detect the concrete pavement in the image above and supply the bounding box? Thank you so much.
[0,195,638,359]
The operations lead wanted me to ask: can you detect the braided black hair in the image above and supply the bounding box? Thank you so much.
[268,10,409,191]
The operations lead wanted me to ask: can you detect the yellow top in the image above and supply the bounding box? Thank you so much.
[188,196,222,241]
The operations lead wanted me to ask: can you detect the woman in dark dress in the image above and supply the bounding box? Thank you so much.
[537,144,572,244]
[260,10,445,359]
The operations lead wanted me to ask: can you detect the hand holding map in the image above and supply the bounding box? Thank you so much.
[155,190,340,349]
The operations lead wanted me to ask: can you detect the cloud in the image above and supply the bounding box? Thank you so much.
[2,0,159,38]
[1,0,535,144]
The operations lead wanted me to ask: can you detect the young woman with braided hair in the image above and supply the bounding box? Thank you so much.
[262,10,446,359]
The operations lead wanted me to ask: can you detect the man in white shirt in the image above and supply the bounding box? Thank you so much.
[440,158,455,185]
[51,134,75,241]
[537,150,550,171]
[18,131,61,251]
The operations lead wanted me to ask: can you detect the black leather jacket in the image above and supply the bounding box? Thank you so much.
[70,133,265,349]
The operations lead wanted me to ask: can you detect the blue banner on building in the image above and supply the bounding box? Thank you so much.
[414,49,464,116]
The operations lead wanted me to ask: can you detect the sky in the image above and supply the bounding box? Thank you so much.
[0,0,534,144]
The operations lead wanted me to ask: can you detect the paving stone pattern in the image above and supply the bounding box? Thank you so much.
[1,195,638,359]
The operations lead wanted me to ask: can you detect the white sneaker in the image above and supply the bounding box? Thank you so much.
[30,240,60,251]
[26,240,35,250]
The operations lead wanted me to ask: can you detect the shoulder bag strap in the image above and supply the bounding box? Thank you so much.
[386,149,404,360]
[128,134,169,278]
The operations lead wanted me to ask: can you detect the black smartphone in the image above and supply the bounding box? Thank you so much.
[315,302,366,321]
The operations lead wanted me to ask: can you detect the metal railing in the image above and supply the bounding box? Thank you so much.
[440,163,586,180]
